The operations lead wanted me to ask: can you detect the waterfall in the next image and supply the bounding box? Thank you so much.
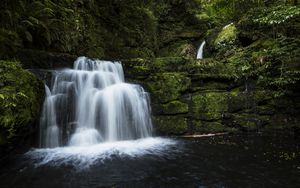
[39,57,153,148]
[196,41,206,59]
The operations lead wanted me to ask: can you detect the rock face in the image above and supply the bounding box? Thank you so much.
[123,58,300,135]
[0,60,44,152]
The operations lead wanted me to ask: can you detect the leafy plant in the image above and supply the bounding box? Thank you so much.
[253,5,300,38]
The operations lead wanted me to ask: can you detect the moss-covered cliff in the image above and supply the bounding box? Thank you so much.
[0,0,299,138]
[125,57,300,135]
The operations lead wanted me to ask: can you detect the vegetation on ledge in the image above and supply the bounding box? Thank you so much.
[0,61,44,146]
[0,0,299,136]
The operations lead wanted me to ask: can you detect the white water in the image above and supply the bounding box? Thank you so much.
[39,57,153,148]
[34,57,176,168]
[27,137,177,169]
[196,41,206,59]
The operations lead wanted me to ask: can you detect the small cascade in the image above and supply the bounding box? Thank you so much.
[39,86,60,148]
[196,41,206,59]
[39,57,153,148]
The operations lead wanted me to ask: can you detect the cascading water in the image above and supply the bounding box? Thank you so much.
[29,56,175,168]
[39,57,153,148]
[196,41,206,59]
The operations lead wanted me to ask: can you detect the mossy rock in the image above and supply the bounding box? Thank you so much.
[214,24,238,50]
[125,65,151,79]
[146,72,191,103]
[161,100,189,115]
[228,89,276,113]
[0,60,44,145]
[232,113,259,131]
[158,41,196,58]
[228,90,253,113]
[254,90,274,105]
[154,116,188,135]
[191,81,232,92]
[192,92,228,121]
[193,120,237,133]
[257,105,275,115]
[187,59,238,80]
[122,58,152,80]
[150,57,191,72]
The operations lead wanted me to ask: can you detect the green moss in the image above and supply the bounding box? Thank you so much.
[249,38,278,50]
[151,57,190,72]
[0,60,44,145]
[128,65,151,77]
[228,90,251,113]
[232,114,258,131]
[226,48,248,64]
[191,81,231,92]
[254,90,274,104]
[158,41,196,58]
[154,116,188,135]
[214,24,237,49]
[146,72,191,103]
[192,92,228,121]
[187,59,238,80]
[194,120,222,132]
[257,105,275,115]
[161,100,188,115]
[193,120,237,133]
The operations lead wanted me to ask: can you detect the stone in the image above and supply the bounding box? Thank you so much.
[146,72,191,103]
[154,116,188,135]
[193,120,237,133]
[192,91,228,121]
[232,113,258,131]
[161,100,189,115]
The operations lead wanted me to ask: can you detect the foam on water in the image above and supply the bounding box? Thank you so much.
[27,137,177,169]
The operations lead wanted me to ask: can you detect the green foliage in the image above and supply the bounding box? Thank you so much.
[0,60,44,143]
[200,0,265,25]
[223,36,300,95]
[214,23,237,49]
[251,5,300,38]
[188,59,238,80]
[254,5,300,25]
[0,28,22,59]
[0,0,79,54]
[205,1,300,96]
[258,37,300,91]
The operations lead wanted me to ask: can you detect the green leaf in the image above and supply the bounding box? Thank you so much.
[24,31,32,42]
[0,94,4,100]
